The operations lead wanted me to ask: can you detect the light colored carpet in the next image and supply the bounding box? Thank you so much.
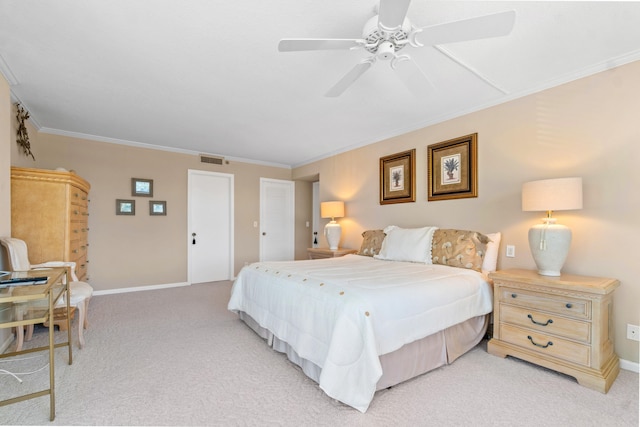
[1,281,637,426]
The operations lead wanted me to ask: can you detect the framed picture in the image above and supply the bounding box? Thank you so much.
[149,201,167,216]
[380,149,416,205]
[116,199,135,215]
[427,133,478,201]
[131,178,153,197]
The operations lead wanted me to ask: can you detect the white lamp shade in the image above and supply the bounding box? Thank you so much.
[522,177,583,276]
[320,201,344,219]
[522,177,583,212]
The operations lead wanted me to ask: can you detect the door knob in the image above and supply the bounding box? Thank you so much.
[262,232,266,236]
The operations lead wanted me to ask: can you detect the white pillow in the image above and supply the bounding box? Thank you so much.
[374,226,438,264]
[482,232,502,274]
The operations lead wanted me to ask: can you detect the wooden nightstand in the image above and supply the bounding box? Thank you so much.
[307,248,357,259]
[487,268,620,393]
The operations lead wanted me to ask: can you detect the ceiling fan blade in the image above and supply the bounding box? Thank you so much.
[415,10,516,46]
[325,60,374,97]
[378,0,412,32]
[278,39,364,52]
[392,57,435,98]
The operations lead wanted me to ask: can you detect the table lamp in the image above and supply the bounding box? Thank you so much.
[320,201,344,250]
[522,177,583,276]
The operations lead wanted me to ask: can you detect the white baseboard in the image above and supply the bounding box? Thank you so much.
[93,281,190,296]
[620,358,639,373]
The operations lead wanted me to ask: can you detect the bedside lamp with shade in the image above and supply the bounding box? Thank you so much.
[320,201,344,250]
[522,177,583,276]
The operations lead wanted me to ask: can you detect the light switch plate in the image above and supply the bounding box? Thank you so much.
[506,245,515,258]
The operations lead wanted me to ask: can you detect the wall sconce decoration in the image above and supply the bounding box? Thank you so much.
[15,104,34,160]
[132,178,154,197]
[149,201,167,216]
[116,199,136,215]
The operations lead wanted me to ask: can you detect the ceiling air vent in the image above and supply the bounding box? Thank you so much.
[200,155,225,165]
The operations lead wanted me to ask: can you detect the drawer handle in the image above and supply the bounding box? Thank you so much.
[565,303,573,309]
[527,335,553,349]
[511,293,517,298]
[528,314,553,326]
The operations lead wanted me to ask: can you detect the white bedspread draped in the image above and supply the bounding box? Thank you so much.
[227,255,493,412]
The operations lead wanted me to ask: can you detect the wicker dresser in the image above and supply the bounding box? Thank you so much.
[10,167,91,281]
[487,269,620,393]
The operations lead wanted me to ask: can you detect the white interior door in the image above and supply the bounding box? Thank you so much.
[312,181,320,247]
[260,178,294,262]
[188,169,234,284]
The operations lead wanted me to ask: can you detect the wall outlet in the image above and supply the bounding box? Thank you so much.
[506,245,516,258]
[627,324,640,341]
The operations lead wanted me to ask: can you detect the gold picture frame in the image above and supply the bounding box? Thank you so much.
[131,178,153,197]
[380,149,415,205]
[427,133,478,201]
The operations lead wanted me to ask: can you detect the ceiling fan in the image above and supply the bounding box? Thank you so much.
[278,0,516,97]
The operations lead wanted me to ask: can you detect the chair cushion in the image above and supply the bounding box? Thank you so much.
[60,281,93,306]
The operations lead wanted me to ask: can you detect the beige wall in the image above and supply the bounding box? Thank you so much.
[22,135,300,290]
[0,72,12,346]
[0,75,10,252]
[294,62,640,363]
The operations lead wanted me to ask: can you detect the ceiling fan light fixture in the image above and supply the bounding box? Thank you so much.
[376,41,396,60]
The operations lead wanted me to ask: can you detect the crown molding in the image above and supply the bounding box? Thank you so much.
[38,127,291,169]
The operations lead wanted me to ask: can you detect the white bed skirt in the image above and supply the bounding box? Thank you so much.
[238,311,489,393]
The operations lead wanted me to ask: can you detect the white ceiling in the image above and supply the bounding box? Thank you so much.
[1,1,639,168]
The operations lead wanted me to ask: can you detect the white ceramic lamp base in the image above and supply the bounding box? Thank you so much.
[528,219,572,276]
[324,221,341,250]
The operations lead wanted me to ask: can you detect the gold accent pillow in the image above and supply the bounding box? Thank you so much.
[431,229,490,271]
[358,229,386,257]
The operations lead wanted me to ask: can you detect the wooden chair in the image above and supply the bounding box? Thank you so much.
[0,237,93,349]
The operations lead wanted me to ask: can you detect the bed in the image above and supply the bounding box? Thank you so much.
[228,226,500,412]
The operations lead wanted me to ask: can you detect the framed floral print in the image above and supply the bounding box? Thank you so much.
[427,133,477,201]
[380,149,415,205]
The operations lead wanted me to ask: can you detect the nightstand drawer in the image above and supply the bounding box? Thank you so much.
[500,324,591,366]
[498,287,590,319]
[500,304,591,343]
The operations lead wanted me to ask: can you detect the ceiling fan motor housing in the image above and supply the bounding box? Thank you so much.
[363,15,411,56]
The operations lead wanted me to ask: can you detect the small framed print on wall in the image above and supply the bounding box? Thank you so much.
[149,201,167,216]
[132,178,153,197]
[116,199,135,215]
[427,133,478,201]
[380,149,416,205]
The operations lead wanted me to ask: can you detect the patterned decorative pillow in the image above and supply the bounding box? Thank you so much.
[431,229,490,271]
[358,229,386,257]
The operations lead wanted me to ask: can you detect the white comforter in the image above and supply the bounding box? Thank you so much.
[227,255,493,412]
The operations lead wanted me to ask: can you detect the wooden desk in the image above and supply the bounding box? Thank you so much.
[0,268,72,421]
